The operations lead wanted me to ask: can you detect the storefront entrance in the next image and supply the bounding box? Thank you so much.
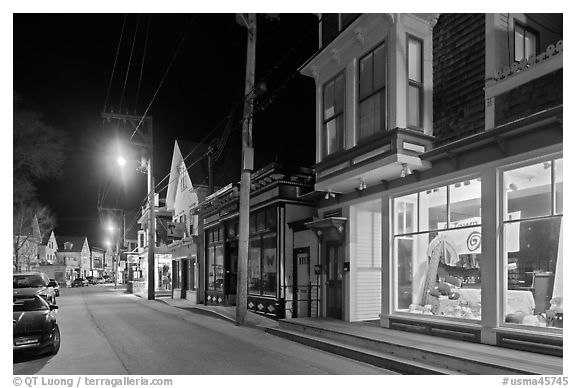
[292,248,311,318]
[224,241,238,305]
[326,242,343,319]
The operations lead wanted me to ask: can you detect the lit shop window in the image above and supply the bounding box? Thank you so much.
[503,158,563,329]
[394,178,482,320]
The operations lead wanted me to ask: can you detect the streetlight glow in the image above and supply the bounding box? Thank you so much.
[117,156,127,167]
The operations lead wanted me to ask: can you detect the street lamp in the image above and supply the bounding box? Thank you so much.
[116,152,156,301]
[102,112,155,300]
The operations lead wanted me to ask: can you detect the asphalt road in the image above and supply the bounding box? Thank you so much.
[13,285,393,375]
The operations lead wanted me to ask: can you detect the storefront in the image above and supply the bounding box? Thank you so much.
[201,163,316,319]
[382,150,563,353]
[314,144,563,354]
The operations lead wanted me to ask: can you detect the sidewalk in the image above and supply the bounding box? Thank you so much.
[151,295,279,330]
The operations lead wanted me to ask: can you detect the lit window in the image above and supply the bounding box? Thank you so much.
[179,163,187,191]
[358,42,387,141]
[393,178,482,320]
[514,23,538,62]
[503,158,563,329]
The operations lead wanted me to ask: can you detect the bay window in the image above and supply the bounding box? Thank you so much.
[358,42,387,141]
[323,74,345,157]
[408,37,423,129]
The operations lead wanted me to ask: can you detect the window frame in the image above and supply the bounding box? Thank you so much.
[500,156,563,330]
[392,176,483,317]
[357,40,387,143]
[513,21,540,63]
[322,72,346,158]
[407,35,423,130]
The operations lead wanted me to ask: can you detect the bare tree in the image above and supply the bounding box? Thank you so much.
[13,202,56,271]
[13,93,68,206]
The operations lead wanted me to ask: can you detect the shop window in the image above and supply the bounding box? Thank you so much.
[206,245,224,291]
[248,234,277,296]
[514,22,538,62]
[408,37,423,129]
[262,235,277,296]
[248,237,261,294]
[358,42,387,141]
[393,178,482,320]
[322,73,345,157]
[503,158,563,329]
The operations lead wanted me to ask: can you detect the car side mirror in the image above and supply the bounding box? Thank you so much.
[49,305,58,310]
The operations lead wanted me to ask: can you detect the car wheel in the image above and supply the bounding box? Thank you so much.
[50,325,61,354]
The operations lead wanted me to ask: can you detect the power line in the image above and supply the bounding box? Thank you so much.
[103,14,127,112]
[119,15,141,113]
[130,16,195,141]
[134,15,151,115]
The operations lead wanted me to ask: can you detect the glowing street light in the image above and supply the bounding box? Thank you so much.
[116,156,127,167]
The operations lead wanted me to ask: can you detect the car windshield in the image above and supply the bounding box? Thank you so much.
[13,275,47,288]
[13,297,48,312]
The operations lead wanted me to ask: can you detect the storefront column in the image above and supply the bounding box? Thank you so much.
[381,194,391,328]
[480,168,499,345]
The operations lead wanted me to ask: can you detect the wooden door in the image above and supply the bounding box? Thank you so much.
[326,242,343,319]
[293,249,311,318]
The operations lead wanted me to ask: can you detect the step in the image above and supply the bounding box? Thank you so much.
[267,326,455,375]
[276,319,561,375]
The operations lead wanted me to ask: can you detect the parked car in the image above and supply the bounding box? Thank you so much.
[48,279,60,297]
[96,277,106,284]
[13,292,60,355]
[13,272,56,305]
[71,278,89,287]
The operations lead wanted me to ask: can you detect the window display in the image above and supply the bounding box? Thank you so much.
[503,158,563,329]
[394,178,482,320]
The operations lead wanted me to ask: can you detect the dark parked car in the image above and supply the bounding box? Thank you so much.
[13,272,56,305]
[71,278,88,287]
[13,292,60,355]
[48,279,60,297]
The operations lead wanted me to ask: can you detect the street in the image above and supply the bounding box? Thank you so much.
[13,285,393,375]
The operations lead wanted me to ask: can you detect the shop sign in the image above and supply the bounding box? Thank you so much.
[127,254,139,264]
[167,222,186,239]
[493,40,562,82]
[219,203,238,217]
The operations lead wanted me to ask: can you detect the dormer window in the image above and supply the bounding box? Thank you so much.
[64,242,72,250]
[358,41,387,141]
[179,163,187,191]
[514,22,538,62]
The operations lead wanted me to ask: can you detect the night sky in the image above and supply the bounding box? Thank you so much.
[13,13,319,246]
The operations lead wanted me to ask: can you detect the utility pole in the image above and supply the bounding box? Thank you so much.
[146,117,156,300]
[101,112,155,300]
[236,13,257,326]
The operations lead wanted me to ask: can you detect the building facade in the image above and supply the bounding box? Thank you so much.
[55,236,91,283]
[299,13,562,354]
[37,230,58,265]
[200,163,317,319]
[165,140,211,303]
